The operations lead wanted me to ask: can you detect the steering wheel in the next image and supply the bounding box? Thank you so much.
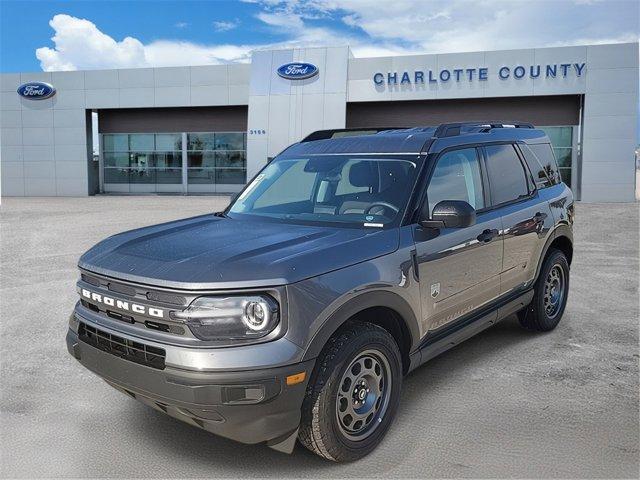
[364,202,400,217]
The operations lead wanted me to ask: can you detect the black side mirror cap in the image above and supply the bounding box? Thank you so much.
[420,200,476,229]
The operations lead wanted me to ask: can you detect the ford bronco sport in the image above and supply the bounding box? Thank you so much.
[67,122,574,462]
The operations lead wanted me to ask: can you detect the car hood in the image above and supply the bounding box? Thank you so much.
[79,214,399,289]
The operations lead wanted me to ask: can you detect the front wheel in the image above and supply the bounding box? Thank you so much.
[298,322,402,462]
[518,248,570,332]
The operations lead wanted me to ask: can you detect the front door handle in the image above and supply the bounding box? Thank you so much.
[477,228,498,243]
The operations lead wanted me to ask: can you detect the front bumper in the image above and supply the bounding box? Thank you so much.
[66,313,314,450]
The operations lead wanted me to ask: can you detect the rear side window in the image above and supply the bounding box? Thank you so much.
[519,143,561,188]
[484,144,531,206]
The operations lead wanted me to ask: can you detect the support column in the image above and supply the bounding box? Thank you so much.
[181,132,188,194]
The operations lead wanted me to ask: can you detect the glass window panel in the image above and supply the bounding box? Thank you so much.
[214,132,245,150]
[187,133,215,150]
[129,167,156,184]
[216,168,246,184]
[103,131,246,191]
[103,134,128,152]
[215,151,243,168]
[253,160,317,208]
[129,134,155,151]
[484,145,530,205]
[154,152,182,168]
[188,168,216,184]
[187,152,203,168]
[155,134,182,151]
[129,152,154,168]
[541,127,573,148]
[231,157,418,225]
[156,168,182,184]
[554,148,572,168]
[520,143,561,187]
[559,168,571,188]
[104,152,130,167]
[215,152,229,169]
[104,168,130,183]
[216,151,246,168]
[335,160,372,196]
[187,152,215,168]
[427,148,484,214]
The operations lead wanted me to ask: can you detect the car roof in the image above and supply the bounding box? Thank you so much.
[279,123,551,157]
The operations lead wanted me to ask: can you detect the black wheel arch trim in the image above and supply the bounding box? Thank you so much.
[534,224,573,283]
[301,290,420,363]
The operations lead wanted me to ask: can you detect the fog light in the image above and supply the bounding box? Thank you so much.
[222,385,265,405]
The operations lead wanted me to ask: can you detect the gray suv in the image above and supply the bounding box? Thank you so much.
[66,122,574,462]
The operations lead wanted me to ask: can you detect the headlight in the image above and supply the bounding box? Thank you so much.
[171,295,279,341]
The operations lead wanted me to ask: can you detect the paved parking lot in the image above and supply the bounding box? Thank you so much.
[1,197,638,478]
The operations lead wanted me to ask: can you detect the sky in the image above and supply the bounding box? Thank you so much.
[0,0,638,73]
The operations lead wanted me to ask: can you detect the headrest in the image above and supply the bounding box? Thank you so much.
[349,161,376,187]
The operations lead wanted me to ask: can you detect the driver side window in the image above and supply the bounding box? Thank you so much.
[427,148,484,216]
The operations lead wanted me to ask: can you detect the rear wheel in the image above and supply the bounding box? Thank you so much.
[298,322,402,462]
[518,249,570,331]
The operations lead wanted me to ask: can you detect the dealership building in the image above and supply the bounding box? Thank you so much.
[0,42,638,202]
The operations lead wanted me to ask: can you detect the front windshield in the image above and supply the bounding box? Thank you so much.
[228,155,421,228]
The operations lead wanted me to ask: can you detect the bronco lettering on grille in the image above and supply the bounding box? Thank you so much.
[81,288,164,318]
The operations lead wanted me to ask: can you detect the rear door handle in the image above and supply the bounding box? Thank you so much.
[477,229,498,243]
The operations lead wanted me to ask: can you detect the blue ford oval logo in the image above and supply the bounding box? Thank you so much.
[17,82,56,100]
[277,62,319,80]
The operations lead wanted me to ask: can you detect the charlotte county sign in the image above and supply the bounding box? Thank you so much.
[373,62,586,85]
[277,62,319,80]
[17,82,56,100]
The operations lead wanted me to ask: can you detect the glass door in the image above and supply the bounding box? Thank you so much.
[101,133,184,193]
[101,131,246,194]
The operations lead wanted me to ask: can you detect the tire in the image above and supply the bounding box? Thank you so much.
[298,322,402,462]
[518,248,570,332]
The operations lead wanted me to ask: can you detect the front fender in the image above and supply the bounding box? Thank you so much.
[282,231,422,366]
[300,289,421,362]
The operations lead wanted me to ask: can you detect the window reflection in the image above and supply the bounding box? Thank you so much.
[102,132,247,189]
[103,133,183,185]
[539,126,576,190]
[186,132,247,186]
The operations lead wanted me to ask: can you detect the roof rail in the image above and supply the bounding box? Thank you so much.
[433,121,534,138]
[301,127,407,142]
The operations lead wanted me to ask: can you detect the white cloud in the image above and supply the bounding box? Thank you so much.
[36,15,146,71]
[144,41,253,66]
[35,1,639,72]
[174,22,189,29]
[212,19,240,32]
[252,0,639,55]
[36,14,255,71]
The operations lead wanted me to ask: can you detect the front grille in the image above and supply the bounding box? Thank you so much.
[78,322,166,370]
[146,291,186,306]
[107,282,137,297]
[81,273,101,286]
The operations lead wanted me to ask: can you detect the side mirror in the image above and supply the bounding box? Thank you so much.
[420,200,476,229]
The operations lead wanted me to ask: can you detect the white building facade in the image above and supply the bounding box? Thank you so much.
[1,42,638,201]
